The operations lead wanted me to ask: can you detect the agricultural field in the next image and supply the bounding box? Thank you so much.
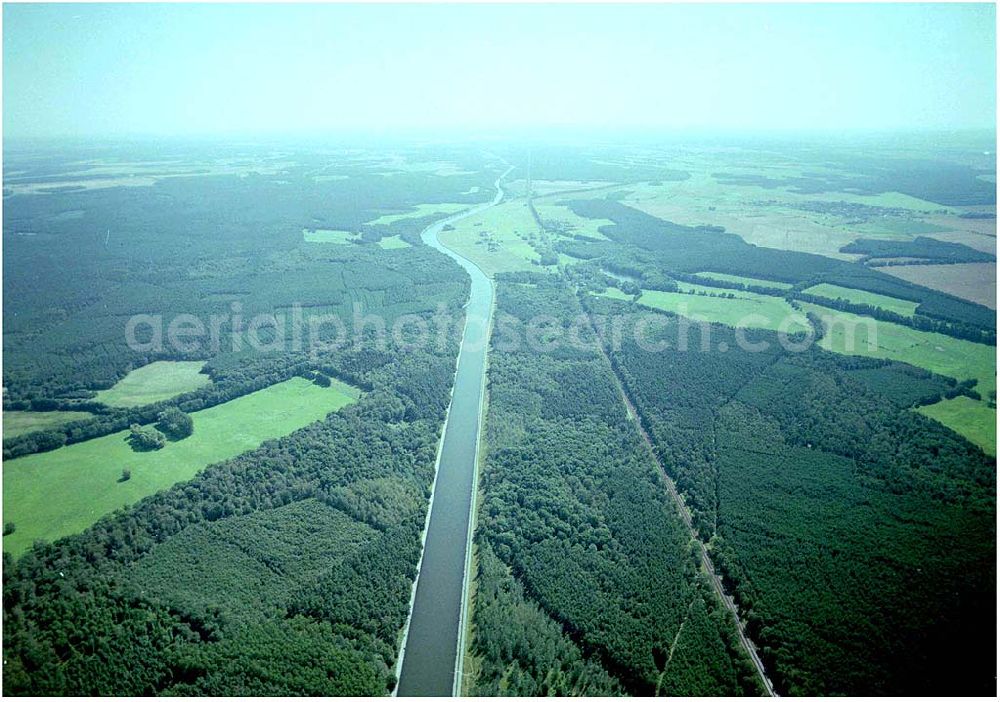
[801,283,920,316]
[921,212,997,253]
[877,261,997,309]
[95,361,212,407]
[509,178,615,198]
[1,154,298,196]
[803,301,997,450]
[615,176,858,259]
[3,376,360,556]
[922,228,997,254]
[849,217,948,237]
[2,410,93,439]
[597,286,633,301]
[614,169,976,260]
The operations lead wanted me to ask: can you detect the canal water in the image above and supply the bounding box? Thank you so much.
[395,170,508,696]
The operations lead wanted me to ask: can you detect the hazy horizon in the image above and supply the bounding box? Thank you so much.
[4,3,996,139]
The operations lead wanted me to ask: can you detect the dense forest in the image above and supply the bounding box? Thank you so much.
[467,276,762,696]
[841,235,996,263]
[2,143,495,408]
[2,145,498,460]
[585,294,995,694]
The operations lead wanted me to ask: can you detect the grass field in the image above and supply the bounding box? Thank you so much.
[677,282,755,297]
[3,410,93,439]
[438,200,545,277]
[694,271,794,290]
[95,361,211,407]
[303,228,360,244]
[802,283,920,316]
[598,287,633,301]
[803,303,996,398]
[367,202,467,226]
[599,287,811,334]
[917,396,996,456]
[377,234,411,249]
[3,377,361,556]
[803,300,996,450]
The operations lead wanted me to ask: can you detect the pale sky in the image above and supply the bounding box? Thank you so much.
[3,3,996,138]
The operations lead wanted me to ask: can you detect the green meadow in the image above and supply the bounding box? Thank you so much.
[803,303,996,398]
[802,283,919,316]
[599,287,633,301]
[3,377,361,556]
[917,396,996,456]
[377,234,411,249]
[803,302,996,450]
[303,228,360,244]
[694,271,794,290]
[3,410,94,439]
[95,361,211,407]
[608,287,810,334]
[366,202,467,226]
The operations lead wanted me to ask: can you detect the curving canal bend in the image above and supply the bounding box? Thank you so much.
[395,166,513,696]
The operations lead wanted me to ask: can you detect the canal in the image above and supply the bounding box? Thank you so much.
[395,167,510,696]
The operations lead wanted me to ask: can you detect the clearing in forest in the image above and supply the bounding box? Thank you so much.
[95,361,212,407]
[303,228,361,244]
[377,234,411,249]
[917,395,996,456]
